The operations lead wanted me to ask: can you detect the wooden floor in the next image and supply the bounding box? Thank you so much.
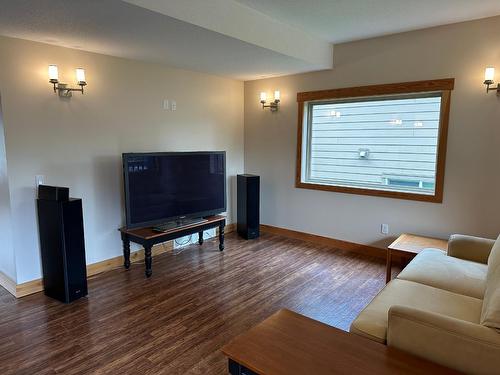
[0,232,396,375]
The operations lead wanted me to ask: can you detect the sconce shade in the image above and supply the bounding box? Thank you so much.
[48,64,87,96]
[260,90,280,111]
[484,67,495,83]
[48,64,59,82]
[76,68,86,85]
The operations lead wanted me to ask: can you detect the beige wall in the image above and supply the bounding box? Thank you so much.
[244,16,500,248]
[0,94,15,280]
[0,36,244,283]
[2,15,500,284]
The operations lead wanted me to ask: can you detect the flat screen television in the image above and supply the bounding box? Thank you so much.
[123,151,226,229]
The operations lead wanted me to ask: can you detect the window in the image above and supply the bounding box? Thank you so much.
[296,79,454,202]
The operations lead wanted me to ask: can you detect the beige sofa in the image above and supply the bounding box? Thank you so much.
[350,234,500,374]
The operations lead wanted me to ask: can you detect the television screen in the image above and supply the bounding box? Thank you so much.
[123,151,226,228]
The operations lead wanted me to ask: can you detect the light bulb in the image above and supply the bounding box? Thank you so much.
[274,90,280,101]
[48,65,59,82]
[484,67,495,83]
[76,68,86,85]
[260,92,267,103]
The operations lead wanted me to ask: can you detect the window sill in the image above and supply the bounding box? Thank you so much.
[295,180,443,203]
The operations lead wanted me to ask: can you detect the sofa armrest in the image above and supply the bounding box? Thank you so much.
[447,234,495,264]
[387,305,500,374]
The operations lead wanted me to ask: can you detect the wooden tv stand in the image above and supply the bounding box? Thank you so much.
[119,215,226,277]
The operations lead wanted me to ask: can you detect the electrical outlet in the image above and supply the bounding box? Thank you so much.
[173,229,216,249]
[171,100,176,111]
[381,223,389,235]
[35,175,44,187]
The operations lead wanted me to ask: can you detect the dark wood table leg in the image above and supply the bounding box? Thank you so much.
[386,249,392,283]
[198,231,204,245]
[144,244,153,277]
[121,233,131,269]
[219,222,225,251]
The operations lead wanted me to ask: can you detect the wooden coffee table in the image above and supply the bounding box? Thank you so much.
[222,309,458,375]
[386,233,448,283]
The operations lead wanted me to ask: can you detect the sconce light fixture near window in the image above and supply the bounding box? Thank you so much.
[48,65,87,97]
[260,90,280,112]
[483,67,500,95]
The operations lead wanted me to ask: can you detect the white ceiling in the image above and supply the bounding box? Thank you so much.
[0,0,499,80]
[234,0,500,43]
[0,0,329,81]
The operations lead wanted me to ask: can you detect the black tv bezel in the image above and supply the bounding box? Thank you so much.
[122,151,227,229]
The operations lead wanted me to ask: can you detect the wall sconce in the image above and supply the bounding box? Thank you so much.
[260,90,280,112]
[48,65,87,97]
[483,67,500,95]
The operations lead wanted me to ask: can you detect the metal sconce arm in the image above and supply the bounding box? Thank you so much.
[260,99,280,112]
[50,81,87,97]
[484,80,500,95]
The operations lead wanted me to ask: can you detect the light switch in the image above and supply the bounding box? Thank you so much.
[381,223,389,235]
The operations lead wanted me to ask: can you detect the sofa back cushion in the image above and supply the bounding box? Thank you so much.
[481,235,500,329]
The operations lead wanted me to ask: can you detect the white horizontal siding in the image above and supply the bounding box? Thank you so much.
[311,158,435,171]
[313,103,440,116]
[314,96,440,109]
[306,95,442,193]
[312,152,437,162]
[312,144,437,153]
[312,112,439,124]
[313,137,438,146]
[312,129,438,137]
[312,123,439,131]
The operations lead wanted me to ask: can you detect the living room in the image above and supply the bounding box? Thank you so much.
[0,1,499,374]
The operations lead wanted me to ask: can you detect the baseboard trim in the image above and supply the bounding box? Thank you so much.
[14,222,236,298]
[0,270,17,297]
[87,242,173,278]
[260,224,386,259]
[16,278,43,298]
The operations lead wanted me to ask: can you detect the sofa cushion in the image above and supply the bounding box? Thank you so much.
[350,279,483,343]
[447,234,495,264]
[397,248,488,299]
[481,235,500,329]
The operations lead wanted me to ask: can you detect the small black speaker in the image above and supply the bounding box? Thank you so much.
[37,187,87,303]
[237,174,260,239]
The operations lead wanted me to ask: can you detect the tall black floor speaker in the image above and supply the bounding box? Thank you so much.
[237,174,260,239]
[37,185,87,303]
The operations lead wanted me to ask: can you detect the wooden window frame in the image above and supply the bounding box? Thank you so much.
[295,78,454,203]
